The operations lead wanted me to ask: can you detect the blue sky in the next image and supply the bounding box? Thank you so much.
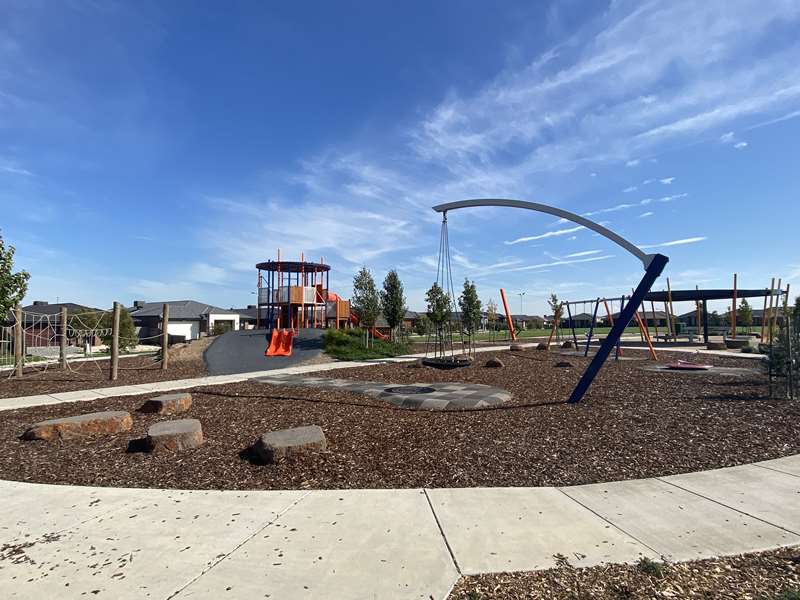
[2,0,799,317]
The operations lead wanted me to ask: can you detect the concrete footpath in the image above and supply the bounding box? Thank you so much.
[1,455,798,599]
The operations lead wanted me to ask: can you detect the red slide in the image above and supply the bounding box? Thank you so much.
[350,313,388,340]
[265,329,294,357]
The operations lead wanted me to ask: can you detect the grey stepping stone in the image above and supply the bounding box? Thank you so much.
[139,392,192,415]
[145,419,203,452]
[254,425,327,463]
[23,411,133,441]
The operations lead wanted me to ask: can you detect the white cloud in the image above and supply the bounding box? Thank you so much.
[659,177,675,184]
[639,211,654,218]
[639,236,707,249]
[719,131,736,143]
[734,141,748,149]
[504,225,585,245]
[625,159,640,167]
[565,249,603,258]
[643,178,655,185]
[507,254,615,272]
[623,186,637,193]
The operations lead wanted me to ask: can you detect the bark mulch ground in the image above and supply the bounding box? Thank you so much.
[448,547,800,599]
[0,349,796,491]
[0,354,208,399]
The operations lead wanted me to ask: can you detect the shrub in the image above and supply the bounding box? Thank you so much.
[636,557,666,579]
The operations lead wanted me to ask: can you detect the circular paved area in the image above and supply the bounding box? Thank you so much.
[638,364,762,376]
[252,374,511,409]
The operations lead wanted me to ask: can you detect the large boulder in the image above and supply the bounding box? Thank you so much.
[22,411,133,441]
[561,341,574,349]
[536,342,549,351]
[253,425,327,463]
[139,392,192,415]
[485,357,505,368]
[145,419,204,452]
[509,343,526,352]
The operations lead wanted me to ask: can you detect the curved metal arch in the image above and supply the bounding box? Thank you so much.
[432,198,655,270]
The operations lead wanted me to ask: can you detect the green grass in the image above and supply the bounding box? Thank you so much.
[324,328,412,361]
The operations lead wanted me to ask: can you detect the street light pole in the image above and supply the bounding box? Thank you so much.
[517,291,526,329]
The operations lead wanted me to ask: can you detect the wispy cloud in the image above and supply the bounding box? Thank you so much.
[504,225,585,245]
[507,254,615,272]
[719,131,736,143]
[565,249,603,258]
[659,177,675,184]
[622,186,637,193]
[639,211,654,218]
[625,159,640,167]
[734,141,748,149]
[639,236,707,249]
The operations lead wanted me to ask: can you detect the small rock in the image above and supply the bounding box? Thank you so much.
[561,341,574,349]
[509,343,526,352]
[253,425,327,463]
[536,342,549,351]
[555,361,572,368]
[485,357,505,368]
[22,411,133,441]
[145,419,204,452]
[139,393,192,415]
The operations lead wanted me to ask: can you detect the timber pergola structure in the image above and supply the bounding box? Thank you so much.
[432,198,669,404]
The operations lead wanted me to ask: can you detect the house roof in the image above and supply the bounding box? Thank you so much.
[22,302,98,316]
[128,300,239,320]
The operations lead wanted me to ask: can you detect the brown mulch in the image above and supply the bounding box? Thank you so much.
[448,547,800,599]
[0,349,796,491]
[0,354,208,399]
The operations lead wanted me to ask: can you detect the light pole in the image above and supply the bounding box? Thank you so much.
[517,291,526,330]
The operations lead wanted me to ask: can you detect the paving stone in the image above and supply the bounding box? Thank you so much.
[22,410,133,441]
[254,425,327,463]
[138,392,192,415]
[145,418,204,452]
[485,357,505,368]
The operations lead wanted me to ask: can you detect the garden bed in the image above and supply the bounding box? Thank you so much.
[448,547,800,599]
[0,350,796,490]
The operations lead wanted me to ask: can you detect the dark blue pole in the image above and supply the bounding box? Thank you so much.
[585,298,600,357]
[568,253,668,404]
[565,302,579,349]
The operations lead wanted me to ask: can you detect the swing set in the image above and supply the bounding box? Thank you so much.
[430,198,669,404]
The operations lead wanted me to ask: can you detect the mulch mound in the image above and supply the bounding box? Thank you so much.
[0,350,796,491]
[448,547,800,599]
[0,355,208,399]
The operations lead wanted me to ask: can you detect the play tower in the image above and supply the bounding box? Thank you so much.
[256,252,350,332]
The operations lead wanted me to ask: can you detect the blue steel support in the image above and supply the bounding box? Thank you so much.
[584,298,600,357]
[568,253,669,404]
[565,302,579,349]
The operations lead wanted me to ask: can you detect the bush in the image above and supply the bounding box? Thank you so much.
[71,308,138,352]
[324,328,410,361]
[636,557,666,579]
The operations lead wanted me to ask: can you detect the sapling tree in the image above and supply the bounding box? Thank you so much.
[458,279,482,354]
[486,299,498,341]
[380,270,406,341]
[352,267,380,348]
[738,298,753,333]
[426,282,451,357]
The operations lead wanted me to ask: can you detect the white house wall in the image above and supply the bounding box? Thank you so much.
[167,322,199,340]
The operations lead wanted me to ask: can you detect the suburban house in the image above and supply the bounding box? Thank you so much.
[235,305,270,329]
[603,310,669,328]
[562,312,600,329]
[128,300,241,342]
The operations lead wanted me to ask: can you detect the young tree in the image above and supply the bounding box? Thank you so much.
[458,279,482,334]
[352,267,380,347]
[426,282,452,357]
[380,270,406,341]
[0,233,30,318]
[548,293,561,338]
[486,299,498,341]
[738,298,753,332]
[414,313,430,336]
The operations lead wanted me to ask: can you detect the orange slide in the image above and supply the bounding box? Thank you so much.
[350,313,388,340]
[265,329,294,357]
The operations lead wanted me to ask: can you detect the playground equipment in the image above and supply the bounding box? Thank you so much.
[350,313,388,340]
[256,251,351,333]
[431,198,670,404]
[422,211,471,369]
[265,328,294,357]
